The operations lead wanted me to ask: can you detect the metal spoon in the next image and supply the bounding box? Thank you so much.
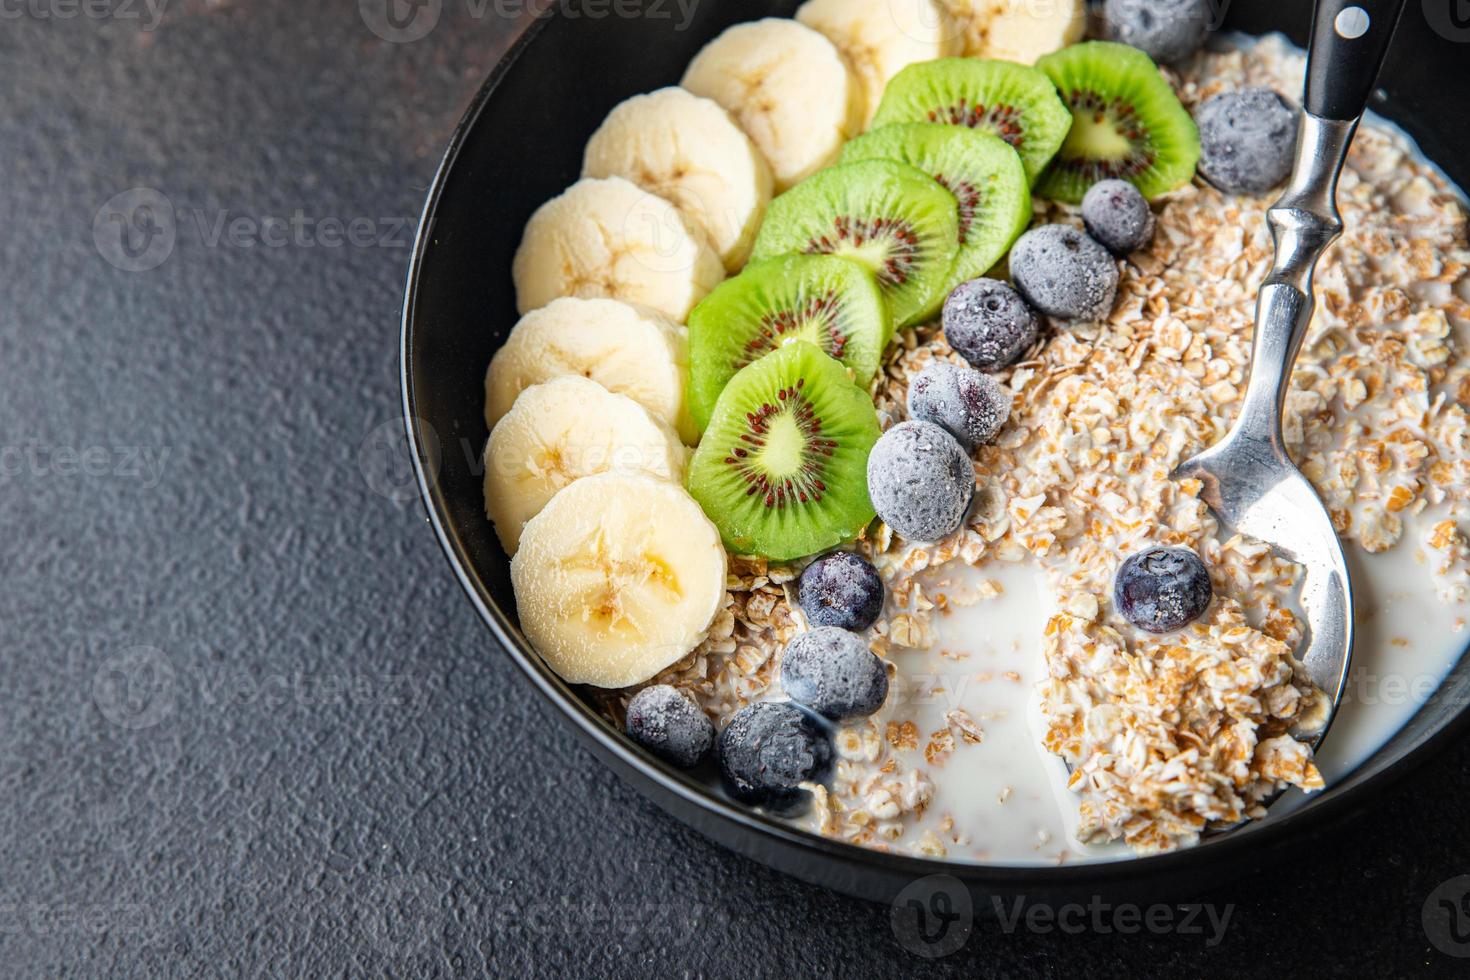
[1173,0,1407,744]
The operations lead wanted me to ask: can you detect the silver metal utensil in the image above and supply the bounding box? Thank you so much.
[1173,0,1407,744]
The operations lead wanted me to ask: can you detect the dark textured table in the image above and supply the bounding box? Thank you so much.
[4,2,1470,976]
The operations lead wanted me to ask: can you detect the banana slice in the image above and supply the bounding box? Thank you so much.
[484,296,696,444]
[682,18,864,192]
[945,0,1085,62]
[511,472,727,689]
[484,376,688,555]
[796,0,963,126]
[512,176,724,321]
[583,88,774,273]
[935,0,987,55]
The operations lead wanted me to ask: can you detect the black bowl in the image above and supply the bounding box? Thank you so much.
[402,0,1470,903]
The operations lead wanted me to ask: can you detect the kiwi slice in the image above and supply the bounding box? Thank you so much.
[687,255,890,433]
[840,124,1032,286]
[750,160,960,330]
[1035,41,1200,203]
[687,340,879,560]
[870,58,1073,186]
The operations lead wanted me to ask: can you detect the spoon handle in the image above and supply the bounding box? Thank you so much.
[1305,0,1410,122]
[1231,0,1407,450]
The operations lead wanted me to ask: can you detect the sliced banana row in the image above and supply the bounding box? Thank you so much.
[484,376,688,556]
[511,472,727,689]
[682,18,864,192]
[583,87,773,272]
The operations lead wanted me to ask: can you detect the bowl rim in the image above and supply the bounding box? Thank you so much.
[399,10,1470,889]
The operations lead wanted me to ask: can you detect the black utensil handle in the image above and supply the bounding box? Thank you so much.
[1304,0,1409,121]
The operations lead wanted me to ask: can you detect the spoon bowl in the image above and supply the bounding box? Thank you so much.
[1174,430,1354,732]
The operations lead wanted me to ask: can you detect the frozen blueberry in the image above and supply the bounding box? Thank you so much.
[1104,0,1212,64]
[1008,225,1119,322]
[717,701,832,815]
[1081,180,1156,256]
[942,277,1041,371]
[798,551,884,632]
[866,420,974,543]
[907,362,1012,451]
[781,627,889,720]
[1195,88,1299,195]
[1113,546,1213,633]
[625,684,716,768]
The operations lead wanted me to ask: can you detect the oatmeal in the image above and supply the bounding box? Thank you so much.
[599,37,1470,859]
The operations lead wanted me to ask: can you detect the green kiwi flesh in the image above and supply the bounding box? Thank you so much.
[870,58,1072,185]
[686,341,879,560]
[750,159,960,330]
[1035,41,1200,203]
[840,123,1032,286]
[687,255,889,433]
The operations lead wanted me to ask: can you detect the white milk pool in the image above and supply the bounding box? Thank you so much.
[884,506,1468,866]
